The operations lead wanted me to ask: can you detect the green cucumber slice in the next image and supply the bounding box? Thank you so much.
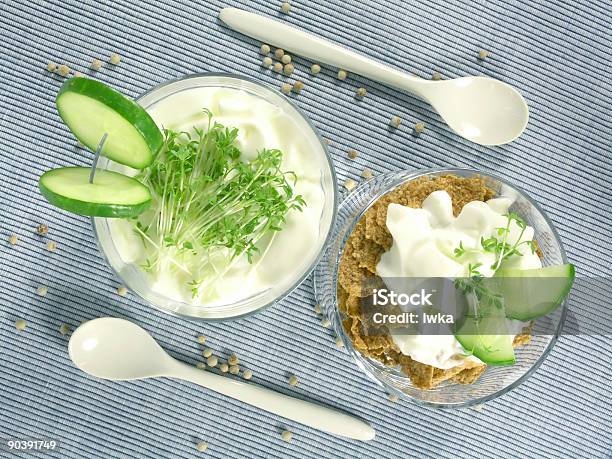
[455,316,516,366]
[56,78,163,169]
[39,167,151,218]
[491,264,575,321]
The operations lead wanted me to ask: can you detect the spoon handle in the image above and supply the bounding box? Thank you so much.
[219,7,427,98]
[168,360,375,440]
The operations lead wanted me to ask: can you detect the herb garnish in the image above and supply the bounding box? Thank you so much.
[454,212,534,331]
[134,110,305,298]
[453,212,536,273]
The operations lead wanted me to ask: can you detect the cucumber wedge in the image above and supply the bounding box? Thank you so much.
[39,167,151,218]
[56,78,162,169]
[455,316,515,366]
[491,264,575,321]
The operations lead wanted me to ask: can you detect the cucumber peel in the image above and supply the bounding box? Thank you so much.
[455,315,516,366]
[39,167,151,218]
[56,78,162,169]
[491,264,575,320]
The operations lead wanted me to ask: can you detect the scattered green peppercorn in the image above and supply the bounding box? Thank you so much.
[283,64,294,76]
[293,81,305,93]
[58,65,70,76]
[281,83,293,94]
[90,59,102,71]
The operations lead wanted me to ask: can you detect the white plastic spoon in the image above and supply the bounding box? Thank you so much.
[68,318,375,441]
[219,7,529,146]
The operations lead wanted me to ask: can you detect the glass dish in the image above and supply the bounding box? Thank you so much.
[94,73,337,321]
[314,168,569,408]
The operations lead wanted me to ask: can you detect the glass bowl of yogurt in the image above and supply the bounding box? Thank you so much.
[94,73,337,320]
[314,168,569,407]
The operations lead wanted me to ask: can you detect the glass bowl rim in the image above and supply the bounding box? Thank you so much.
[316,166,569,408]
[93,72,339,322]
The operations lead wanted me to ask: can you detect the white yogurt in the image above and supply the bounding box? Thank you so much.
[108,87,327,307]
[376,190,541,369]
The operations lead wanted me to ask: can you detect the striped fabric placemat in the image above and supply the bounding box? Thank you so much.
[0,0,610,457]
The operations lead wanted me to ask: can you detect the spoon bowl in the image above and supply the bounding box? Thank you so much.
[69,318,172,380]
[425,77,529,145]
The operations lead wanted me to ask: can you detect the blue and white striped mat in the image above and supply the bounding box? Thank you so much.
[1,0,610,457]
